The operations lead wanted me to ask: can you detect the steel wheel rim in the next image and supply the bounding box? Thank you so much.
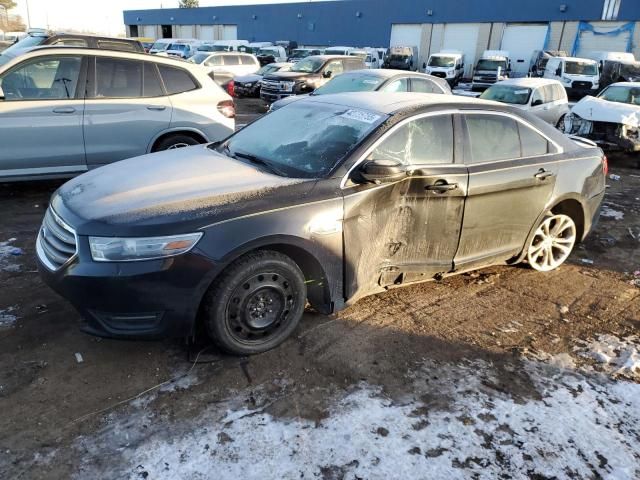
[224,271,298,345]
[167,142,191,149]
[527,214,576,272]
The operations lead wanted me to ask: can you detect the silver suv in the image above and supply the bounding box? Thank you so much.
[0,47,235,182]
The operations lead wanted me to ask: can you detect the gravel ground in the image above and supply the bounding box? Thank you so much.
[1,98,639,479]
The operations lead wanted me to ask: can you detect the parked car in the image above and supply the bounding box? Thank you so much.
[270,69,451,111]
[349,48,382,69]
[0,47,235,182]
[288,48,324,63]
[599,59,640,91]
[166,41,201,59]
[0,32,144,66]
[584,51,636,71]
[543,56,600,98]
[383,46,419,71]
[233,62,293,97]
[561,82,640,155]
[190,51,261,78]
[149,38,175,54]
[209,40,250,52]
[529,50,568,77]
[256,46,288,65]
[480,78,569,126]
[471,50,511,91]
[324,46,355,56]
[260,55,365,103]
[424,50,465,86]
[37,92,605,355]
[130,37,155,53]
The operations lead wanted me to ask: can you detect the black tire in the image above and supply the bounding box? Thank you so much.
[152,134,201,152]
[203,250,306,355]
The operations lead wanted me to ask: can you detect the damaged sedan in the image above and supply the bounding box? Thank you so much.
[37,93,606,355]
[562,82,640,154]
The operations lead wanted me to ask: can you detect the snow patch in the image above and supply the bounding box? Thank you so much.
[0,306,17,328]
[600,205,624,220]
[0,238,22,272]
[575,334,640,379]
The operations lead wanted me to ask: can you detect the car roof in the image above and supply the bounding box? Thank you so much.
[497,78,563,88]
[555,56,598,63]
[301,91,501,115]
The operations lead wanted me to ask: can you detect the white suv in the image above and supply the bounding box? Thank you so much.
[0,47,235,182]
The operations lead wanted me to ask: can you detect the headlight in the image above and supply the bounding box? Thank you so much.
[89,233,203,262]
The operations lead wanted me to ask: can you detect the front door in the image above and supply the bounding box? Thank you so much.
[454,112,560,270]
[0,54,87,178]
[343,113,468,302]
[83,56,171,167]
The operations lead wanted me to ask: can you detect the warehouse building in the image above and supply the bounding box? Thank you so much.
[124,0,640,76]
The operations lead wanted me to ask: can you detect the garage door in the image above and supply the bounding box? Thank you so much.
[199,25,214,41]
[390,24,422,56]
[143,25,156,39]
[501,24,549,76]
[442,23,480,77]
[575,21,633,58]
[176,25,194,38]
[222,25,237,41]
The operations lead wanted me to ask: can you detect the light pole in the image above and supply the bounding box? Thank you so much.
[24,0,31,29]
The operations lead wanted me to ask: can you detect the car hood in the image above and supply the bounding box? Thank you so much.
[572,96,640,127]
[264,71,314,81]
[234,73,262,84]
[271,94,310,111]
[52,145,312,234]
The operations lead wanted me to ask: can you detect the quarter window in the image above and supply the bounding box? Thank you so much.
[158,65,198,95]
[465,115,521,163]
[519,123,550,157]
[382,78,409,93]
[239,55,257,65]
[0,55,83,100]
[370,115,454,165]
[205,56,223,67]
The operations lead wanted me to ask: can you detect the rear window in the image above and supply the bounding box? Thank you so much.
[158,65,198,95]
[314,74,382,95]
[480,85,532,105]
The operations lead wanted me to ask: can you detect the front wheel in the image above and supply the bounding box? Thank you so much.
[203,251,306,355]
[152,134,201,152]
[526,214,577,272]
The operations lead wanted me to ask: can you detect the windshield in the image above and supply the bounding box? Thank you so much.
[168,44,188,52]
[476,59,507,71]
[150,41,170,51]
[325,49,346,55]
[290,49,312,59]
[259,48,279,56]
[598,85,640,106]
[2,34,47,57]
[428,56,456,67]
[220,103,386,178]
[480,85,532,105]
[189,53,210,64]
[388,55,410,63]
[290,57,324,73]
[565,61,598,76]
[314,74,382,95]
[258,64,280,75]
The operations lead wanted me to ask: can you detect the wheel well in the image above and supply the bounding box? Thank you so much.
[551,199,585,241]
[151,131,207,152]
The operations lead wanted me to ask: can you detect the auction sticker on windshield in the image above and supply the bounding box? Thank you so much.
[340,109,382,124]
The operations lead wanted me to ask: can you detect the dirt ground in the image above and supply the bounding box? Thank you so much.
[1,99,639,479]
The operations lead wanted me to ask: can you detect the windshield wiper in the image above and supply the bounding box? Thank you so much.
[233,151,284,176]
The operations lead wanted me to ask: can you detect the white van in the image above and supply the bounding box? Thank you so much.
[324,46,355,56]
[349,48,381,69]
[471,50,511,91]
[211,40,250,52]
[149,38,197,55]
[424,50,465,86]
[544,56,599,97]
[257,46,288,63]
[480,78,569,126]
[166,40,202,59]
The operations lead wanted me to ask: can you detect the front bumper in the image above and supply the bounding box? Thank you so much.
[37,236,217,339]
[234,83,260,97]
[260,89,295,103]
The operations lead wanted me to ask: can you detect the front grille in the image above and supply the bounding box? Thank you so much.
[572,81,592,89]
[37,208,77,270]
[431,72,446,79]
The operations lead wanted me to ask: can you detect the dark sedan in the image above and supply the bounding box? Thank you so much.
[269,69,451,111]
[37,93,606,355]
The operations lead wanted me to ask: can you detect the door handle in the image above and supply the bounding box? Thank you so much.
[534,169,555,180]
[425,182,459,193]
[52,107,75,114]
[147,105,167,111]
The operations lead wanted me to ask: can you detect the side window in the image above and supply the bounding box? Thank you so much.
[411,78,443,94]
[542,85,555,103]
[205,56,223,67]
[369,115,454,165]
[382,78,409,93]
[158,65,198,95]
[223,55,240,66]
[519,123,550,157]
[465,115,521,163]
[0,55,83,101]
[325,60,344,76]
[239,55,256,65]
[95,57,142,98]
[555,84,566,101]
[51,38,88,47]
[143,62,164,97]
[531,88,543,105]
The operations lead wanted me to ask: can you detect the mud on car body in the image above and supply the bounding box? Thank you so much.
[37,93,606,355]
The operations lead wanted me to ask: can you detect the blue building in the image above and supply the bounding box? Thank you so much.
[124,0,640,76]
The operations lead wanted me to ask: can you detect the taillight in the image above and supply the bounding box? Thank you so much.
[602,155,609,176]
[227,80,235,97]
[217,100,235,119]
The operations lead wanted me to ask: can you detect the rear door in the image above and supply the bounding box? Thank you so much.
[0,54,87,177]
[454,112,561,270]
[83,56,171,167]
[343,113,468,301]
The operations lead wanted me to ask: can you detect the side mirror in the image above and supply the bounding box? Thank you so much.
[323,70,332,78]
[532,99,543,107]
[358,159,406,184]
[0,85,4,101]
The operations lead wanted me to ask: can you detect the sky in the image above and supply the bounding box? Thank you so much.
[10,0,322,36]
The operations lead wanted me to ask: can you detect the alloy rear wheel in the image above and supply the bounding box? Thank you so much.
[527,214,577,272]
